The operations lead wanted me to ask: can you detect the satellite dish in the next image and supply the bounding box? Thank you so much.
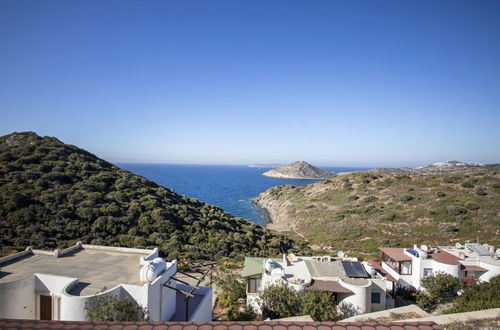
[455,243,463,249]
[420,245,428,252]
[337,251,345,258]
[287,253,296,262]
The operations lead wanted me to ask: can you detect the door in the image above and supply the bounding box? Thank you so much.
[40,295,52,320]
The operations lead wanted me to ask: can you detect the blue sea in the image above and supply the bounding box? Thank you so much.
[117,164,370,226]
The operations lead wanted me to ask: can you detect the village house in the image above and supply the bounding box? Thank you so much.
[242,254,393,316]
[374,241,500,291]
[0,243,212,322]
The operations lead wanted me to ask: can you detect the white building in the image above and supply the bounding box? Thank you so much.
[0,243,212,322]
[242,254,392,316]
[376,241,500,291]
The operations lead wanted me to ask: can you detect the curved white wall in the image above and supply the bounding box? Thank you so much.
[60,282,123,321]
[337,279,371,314]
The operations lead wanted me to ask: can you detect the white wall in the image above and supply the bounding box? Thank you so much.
[60,282,123,321]
[337,279,371,314]
[146,261,177,321]
[370,279,386,313]
[0,276,36,319]
[188,286,212,321]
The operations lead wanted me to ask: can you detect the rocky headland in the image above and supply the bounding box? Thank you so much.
[254,161,500,257]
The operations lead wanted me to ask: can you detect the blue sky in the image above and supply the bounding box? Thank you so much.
[1,0,499,167]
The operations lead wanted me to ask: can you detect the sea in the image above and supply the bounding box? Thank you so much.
[116,164,370,227]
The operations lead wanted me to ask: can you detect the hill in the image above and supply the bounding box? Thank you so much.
[263,161,336,179]
[0,132,307,260]
[254,168,500,258]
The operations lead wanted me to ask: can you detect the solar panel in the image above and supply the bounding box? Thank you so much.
[342,261,369,278]
[469,244,491,256]
[352,261,369,278]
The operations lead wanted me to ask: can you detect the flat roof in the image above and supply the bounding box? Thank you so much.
[0,248,148,296]
[305,260,369,285]
[379,247,412,262]
[311,279,353,293]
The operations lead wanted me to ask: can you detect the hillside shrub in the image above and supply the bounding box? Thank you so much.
[475,188,488,196]
[443,276,500,314]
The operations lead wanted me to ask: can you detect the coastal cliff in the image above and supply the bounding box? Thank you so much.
[255,163,500,257]
[263,161,336,179]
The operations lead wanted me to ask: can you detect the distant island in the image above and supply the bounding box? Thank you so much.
[248,164,284,168]
[262,161,336,179]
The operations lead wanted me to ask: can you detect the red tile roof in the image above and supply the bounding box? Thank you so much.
[428,248,461,265]
[379,248,411,262]
[461,264,487,271]
[370,260,397,283]
[0,319,443,330]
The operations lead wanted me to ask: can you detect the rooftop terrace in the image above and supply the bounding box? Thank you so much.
[0,245,152,296]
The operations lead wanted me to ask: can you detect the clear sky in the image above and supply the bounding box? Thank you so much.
[1,0,499,167]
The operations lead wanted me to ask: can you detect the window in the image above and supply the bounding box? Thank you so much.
[423,268,433,278]
[400,261,412,275]
[248,278,261,293]
[371,292,381,304]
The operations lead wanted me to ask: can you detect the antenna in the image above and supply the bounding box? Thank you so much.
[337,251,345,258]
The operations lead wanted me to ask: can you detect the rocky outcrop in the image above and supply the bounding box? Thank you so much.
[263,161,336,179]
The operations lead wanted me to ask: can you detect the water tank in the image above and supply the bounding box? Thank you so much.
[265,259,276,273]
[140,258,167,282]
[362,262,376,275]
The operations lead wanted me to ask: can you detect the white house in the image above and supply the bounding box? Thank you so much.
[376,241,500,291]
[0,243,212,322]
[242,254,392,316]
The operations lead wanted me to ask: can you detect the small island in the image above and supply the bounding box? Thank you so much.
[262,161,336,179]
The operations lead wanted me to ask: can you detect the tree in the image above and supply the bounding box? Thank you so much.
[420,272,462,304]
[259,283,302,320]
[301,288,338,321]
[85,294,148,322]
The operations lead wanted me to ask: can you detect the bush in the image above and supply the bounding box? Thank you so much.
[475,188,488,196]
[85,294,148,321]
[227,305,257,321]
[461,182,474,188]
[443,276,500,314]
[259,283,302,320]
[301,288,338,321]
[400,195,414,202]
[213,274,245,307]
[421,272,462,304]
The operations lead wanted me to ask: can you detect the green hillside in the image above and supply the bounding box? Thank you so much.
[0,132,307,260]
[255,171,500,258]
